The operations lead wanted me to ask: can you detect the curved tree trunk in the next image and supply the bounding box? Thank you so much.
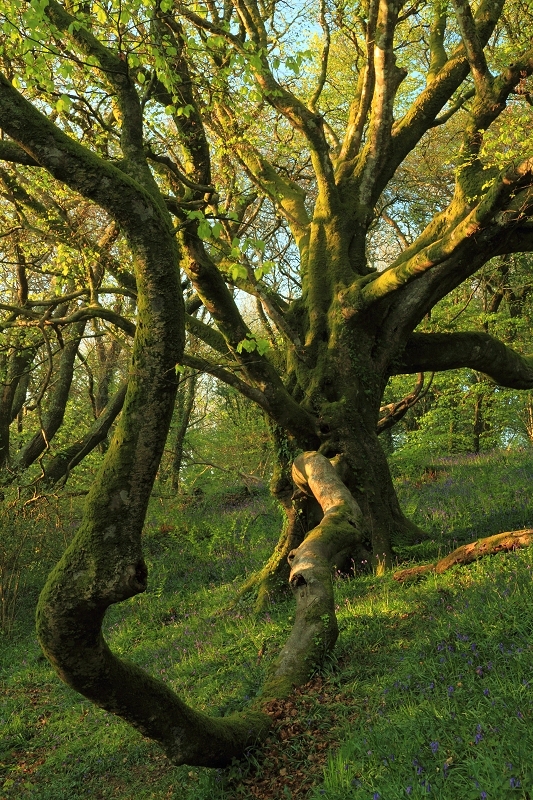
[238,425,315,610]
[0,68,274,767]
[238,482,310,611]
[264,451,364,697]
[36,228,271,765]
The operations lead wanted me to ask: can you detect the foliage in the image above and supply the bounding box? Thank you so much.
[165,381,272,494]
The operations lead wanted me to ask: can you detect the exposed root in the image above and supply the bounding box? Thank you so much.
[263,451,364,697]
[237,494,308,612]
[393,528,533,582]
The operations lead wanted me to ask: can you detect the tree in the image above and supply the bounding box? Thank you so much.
[1,0,533,769]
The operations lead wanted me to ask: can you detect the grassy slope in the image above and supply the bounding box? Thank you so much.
[2,453,533,799]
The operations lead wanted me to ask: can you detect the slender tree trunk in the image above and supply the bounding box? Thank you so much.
[171,369,197,492]
[0,346,35,467]
[525,395,533,443]
[15,322,86,471]
[42,381,127,486]
[473,394,483,453]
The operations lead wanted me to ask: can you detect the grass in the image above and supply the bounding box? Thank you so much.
[2,452,533,799]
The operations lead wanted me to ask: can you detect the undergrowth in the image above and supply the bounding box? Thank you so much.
[2,453,533,799]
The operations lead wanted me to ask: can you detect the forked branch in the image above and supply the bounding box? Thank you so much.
[377,372,433,433]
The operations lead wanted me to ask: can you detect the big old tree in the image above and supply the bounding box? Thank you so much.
[1,0,533,768]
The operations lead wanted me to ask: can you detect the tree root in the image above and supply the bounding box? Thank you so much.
[237,497,306,612]
[263,451,364,698]
[393,529,533,582]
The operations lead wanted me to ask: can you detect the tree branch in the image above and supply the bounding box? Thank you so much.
[308,0,331,114]
[46,0,146,168]
[427,2,448,85]
[336,0,378,167]
[179,352,272,412]
[0,140,40,167]
[394,332,533,389]
[452,0,493,95]
[377,372,432,433]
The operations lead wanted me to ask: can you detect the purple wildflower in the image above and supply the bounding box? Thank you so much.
[430,741,439,754]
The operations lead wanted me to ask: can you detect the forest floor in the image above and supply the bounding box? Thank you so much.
[2,450,533,799]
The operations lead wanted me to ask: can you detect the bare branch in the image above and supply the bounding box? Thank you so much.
[377,372,433,433]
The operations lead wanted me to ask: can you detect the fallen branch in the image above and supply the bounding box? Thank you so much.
[393,528,533,582]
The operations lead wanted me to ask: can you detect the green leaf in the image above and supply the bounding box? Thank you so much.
[236,333,269,355]
[255,337,270,356]
[56,94,71,113]
[230,264,248,281]
[197,219,212,239]
[95,5,107,24]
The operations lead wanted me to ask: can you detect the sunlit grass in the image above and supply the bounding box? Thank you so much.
[313,550,533,799]
[2,453,533,798]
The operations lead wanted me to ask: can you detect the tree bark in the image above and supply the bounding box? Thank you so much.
[171,369,197,492]
[0,345,35,467]
[264,451,364,697]
[393,529,533,582]
[15,322,86,472]
[41,382,128,486]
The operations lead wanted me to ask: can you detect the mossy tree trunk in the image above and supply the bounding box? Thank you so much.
[0,55,271,767]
